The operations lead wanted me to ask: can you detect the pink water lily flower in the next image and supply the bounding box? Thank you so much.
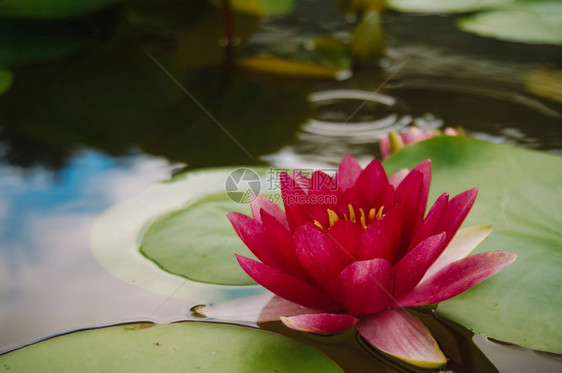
[227,156,516,368]
[380,126,461,159]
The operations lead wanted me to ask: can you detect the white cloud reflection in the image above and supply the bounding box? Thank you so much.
[0,152,190,353]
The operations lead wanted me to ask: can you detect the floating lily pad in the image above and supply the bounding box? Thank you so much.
[0,0,119,19]
[0,322,342,372]
[384,137,562,354]
[458,2,562,45]
[140,192,257,285]
[92,168,276,300]
[386,0,514,14]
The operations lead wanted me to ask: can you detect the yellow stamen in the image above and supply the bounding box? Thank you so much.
[376,206,385,219]
[368,207,377,223]
[347,204,356,223]
[359,208,368,229]
[313,220,324,229]
[327,209,340,228]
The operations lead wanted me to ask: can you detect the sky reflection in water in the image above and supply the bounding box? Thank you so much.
[0,152,193,352]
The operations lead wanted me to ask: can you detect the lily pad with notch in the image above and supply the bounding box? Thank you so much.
[384,136,562,354]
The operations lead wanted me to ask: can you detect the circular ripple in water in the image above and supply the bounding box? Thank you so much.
[303,89,412,142]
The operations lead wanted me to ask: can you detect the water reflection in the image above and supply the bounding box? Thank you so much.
[0,1,561,370]
[0,152,193,353]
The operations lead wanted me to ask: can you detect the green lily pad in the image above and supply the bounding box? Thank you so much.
[0,0,119,19]
[0,322,342,372]
[384,137,562,354]
[0,67,13,95]
[92,167,278,300]
[386,0,514,14]
[140,192,257,285]
[458,2,562,45]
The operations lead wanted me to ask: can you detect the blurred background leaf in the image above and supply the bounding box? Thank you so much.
[350,9,384,67]
[208,0,295,17]
[524,69,562,104]
[458,2,562,45]
[386,0,514,14]
[0,66,13,95]
[0,0,120,19]
[0,19,84,66]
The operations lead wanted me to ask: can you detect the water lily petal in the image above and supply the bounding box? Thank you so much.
[281,172,321,230]
[259,295,320,323]
[438,188,478,247]
[193,292,275,322]
[235,255,341,310]
[422,225,492,282]
[334,258,393,315]
[250,194,289,230]
[281,313,358,334]
[293,171,313,191]
[411,160,432,219]
[194,293,319,323]
[402,127,432,144]
[395,161,432,250]
[281,172,330,229]
[357,309,446,369]
[388,168,409,188]
[260,210,310,280]
[397,251,517,307]
[409,193,449,250]
[337,155,362,192]
[358,207,403,263]
[227,212,278,267]
[311,170,337,194]
[294,225,354,293]
[309,170,338,215]
[394,169,423,257]
[379,135,390,159]
[327,220,364,257]
[356,159,390,208]
[393,233,447,299]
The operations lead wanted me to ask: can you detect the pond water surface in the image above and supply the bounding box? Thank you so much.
[1,1,561,372]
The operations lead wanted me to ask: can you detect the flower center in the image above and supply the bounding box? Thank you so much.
[315,204,384,230]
